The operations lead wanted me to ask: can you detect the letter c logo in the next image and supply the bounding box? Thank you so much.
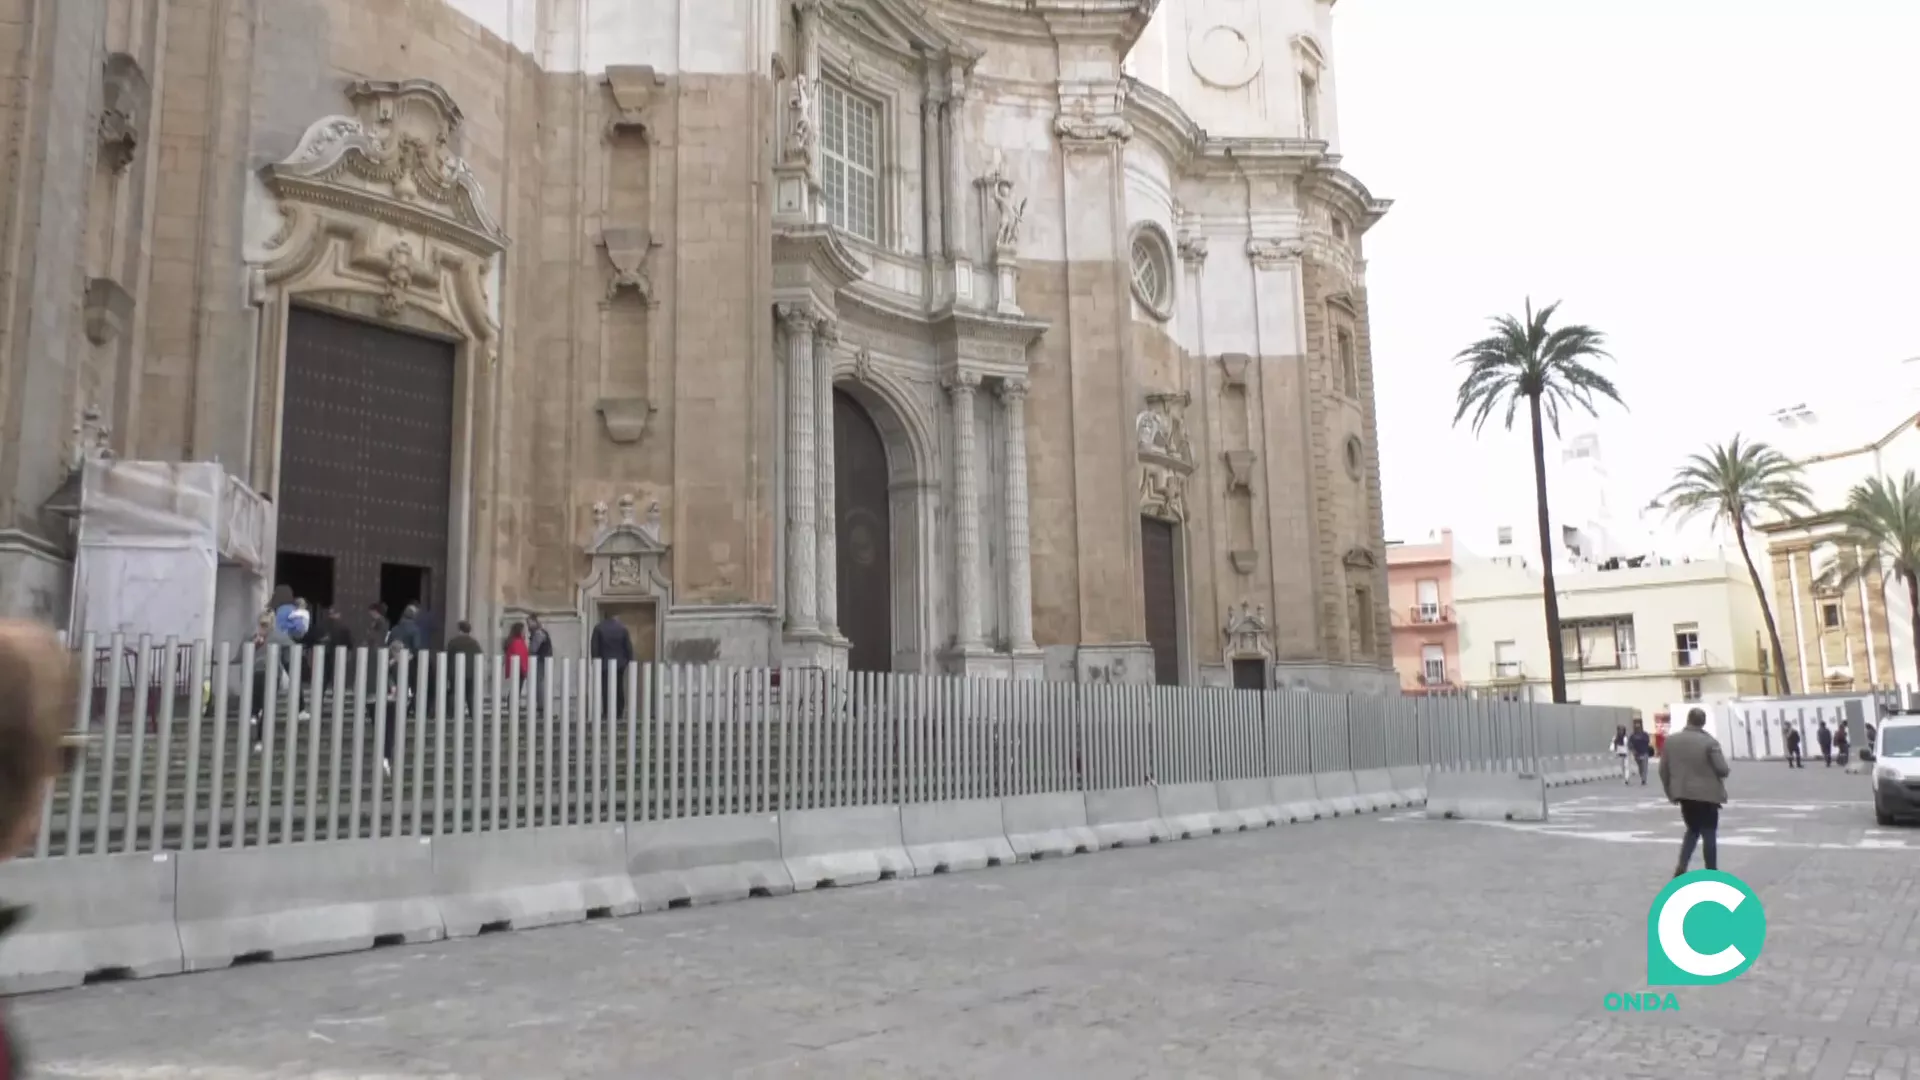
[1657,880,1746,978]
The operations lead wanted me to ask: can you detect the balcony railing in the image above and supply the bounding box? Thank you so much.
[1490,660,1523,681]
[1569,650,1639,673]
[1673,648,1713,670]
[1394,604,1455,628]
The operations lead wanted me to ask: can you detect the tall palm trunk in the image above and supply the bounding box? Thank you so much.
[1906,571,1920,700]
[1527,394,1567,703]
[1732,519,1792,695]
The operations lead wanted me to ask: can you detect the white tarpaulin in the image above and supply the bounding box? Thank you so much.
[68,460,272,644]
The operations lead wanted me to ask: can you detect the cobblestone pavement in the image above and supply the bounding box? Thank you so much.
[15,765,1920,1079]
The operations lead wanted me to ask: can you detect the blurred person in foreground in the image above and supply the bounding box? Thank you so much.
[1659,706,1731,878]
[0,619,86,1077]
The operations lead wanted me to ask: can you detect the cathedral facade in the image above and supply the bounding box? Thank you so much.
[0,0,1394,690]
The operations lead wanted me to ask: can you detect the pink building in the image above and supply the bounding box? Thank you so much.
[1387,530,1458,693]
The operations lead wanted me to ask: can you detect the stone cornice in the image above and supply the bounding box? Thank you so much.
[1306,160,1393,232]
[772,224,870,293]
[828,0,984,69]
[1123,78,1203,171]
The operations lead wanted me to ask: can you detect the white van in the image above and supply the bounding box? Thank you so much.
[1873,716,1920,825]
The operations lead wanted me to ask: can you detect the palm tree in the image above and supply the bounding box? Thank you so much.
[1453,299,1624,704]
[1657,437,1812,695]
[1833,472,1920,687]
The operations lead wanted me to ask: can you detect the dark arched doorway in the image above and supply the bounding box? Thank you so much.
[836,389,893,672]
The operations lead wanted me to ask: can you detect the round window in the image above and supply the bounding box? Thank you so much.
[1128,225,1175,321]
[1344,435,1365,479]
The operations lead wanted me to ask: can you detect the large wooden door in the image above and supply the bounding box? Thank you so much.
[1141,517,1180,685]
[278,306,457,627]
[836,390,892,672]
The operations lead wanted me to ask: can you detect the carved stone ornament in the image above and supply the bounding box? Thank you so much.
[1246,237,1305,269]
[787,73,817,165]
[1177,234,1208,263]
[583,493,672,600]
[595,397,658,444]
[1135,392,1194,468]
[256,79,506,363]
[978,150,1025,253]
[852,346,875,383]
[1140,463,1187,522]
[600,226,659,305]
[604,65,666,141]
[99,53,151,175]
[1218,353,1249,388]
[83,277,135,346]
[1222,449,1256,492]
[1343,546,1378,571]
[1229,549,1258,575]
[1223,601,1272,658]
[1054,106,1133,147]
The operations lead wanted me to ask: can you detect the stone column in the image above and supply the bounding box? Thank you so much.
[778,302,818,633]
[814,319,839,638]
[947,372,984,650]
[920,70,944,258]
[940,71,969,265]
[999,378,1036,652]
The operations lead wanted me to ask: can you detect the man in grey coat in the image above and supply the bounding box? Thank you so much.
[1658,706,1732,877]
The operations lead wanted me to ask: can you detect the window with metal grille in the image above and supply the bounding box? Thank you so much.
[820,81,880,243]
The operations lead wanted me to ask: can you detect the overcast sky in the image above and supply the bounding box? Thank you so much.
[1333,0,1920,555]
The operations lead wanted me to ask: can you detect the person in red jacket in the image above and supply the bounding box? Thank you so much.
[504,621,532,680]
[0,620,87,1079]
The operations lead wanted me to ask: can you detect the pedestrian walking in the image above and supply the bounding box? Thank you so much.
[445,621,484,719]
[1835,722,1850,767]
[1816,720,1834,767]
[1613,724,1631,783]
[589,612,634,718]
[527,615,554,661]
[1659,706,1731,877]
[1628,719,1653,785]
[0,619,88,1079]
[1784,724,1804,768]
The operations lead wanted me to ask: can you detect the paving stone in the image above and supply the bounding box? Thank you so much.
[13,768,1920,1078]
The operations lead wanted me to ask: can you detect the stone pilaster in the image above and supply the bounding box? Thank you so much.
[947,372,984,650]
[814,318,839,638]
[778,302,818,634]
[1000,377,1037,655]
[941,70,972,298]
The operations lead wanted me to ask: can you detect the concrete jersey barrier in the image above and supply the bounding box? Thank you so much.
[1349,768,1404,812]
[432,824,639,936]
[175,837,442,969]
[1000,792,1099,858]
[1311,772,1364,816]
[1213,777,1283,830]
[1425,768,1547,822]
[0,853,182,994]
[1268,775,1327,822]
[899,799,1015,875]
[1083,786,1171,847]
[780,805,913,889]
[625,814,793,910]
[1155,782,1235,838]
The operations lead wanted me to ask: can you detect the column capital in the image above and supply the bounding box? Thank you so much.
[996,376,1029,402]
[943,371,982,397]
[1054,111,1132,150]
[1178,234,1208,264]
[775,300,819,331]
[813,317,840,351]
[1246,237,1305,269]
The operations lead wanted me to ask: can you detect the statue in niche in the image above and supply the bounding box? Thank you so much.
[788,73,816,164]
[984,151,1025,251]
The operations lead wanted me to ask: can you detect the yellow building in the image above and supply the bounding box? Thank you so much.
[1454,550,1772,720]
[1757,403,1920,696]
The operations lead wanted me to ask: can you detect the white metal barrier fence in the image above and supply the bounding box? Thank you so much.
[36,636,1627,860]
[0,634,1626,993]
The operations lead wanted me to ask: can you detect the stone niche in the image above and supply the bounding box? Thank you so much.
[578,495,673,664]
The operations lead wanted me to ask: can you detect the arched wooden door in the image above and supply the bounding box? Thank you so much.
[835,390,892,672]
